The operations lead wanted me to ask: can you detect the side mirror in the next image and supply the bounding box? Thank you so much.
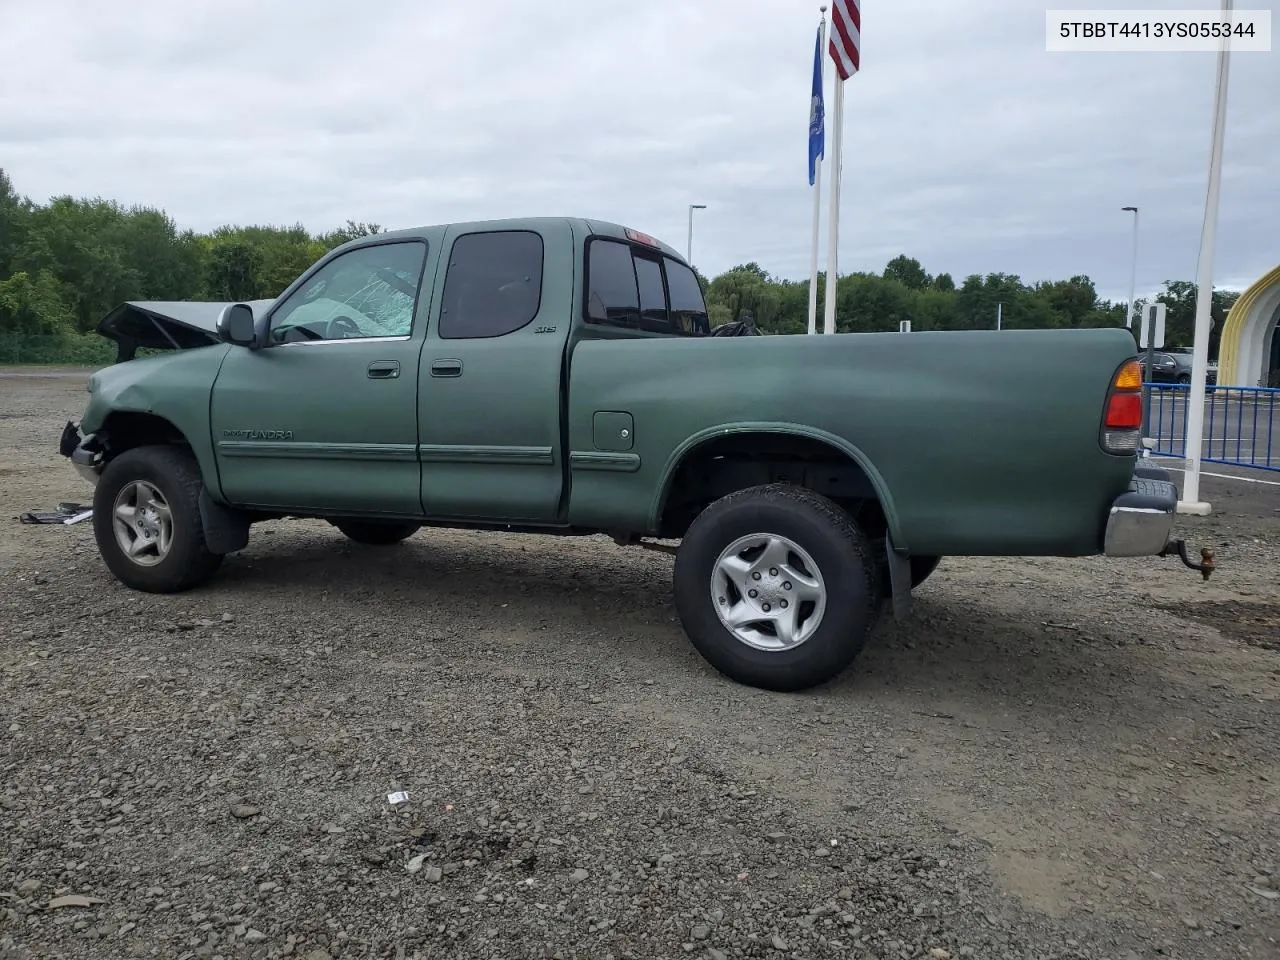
[216,303,258,348]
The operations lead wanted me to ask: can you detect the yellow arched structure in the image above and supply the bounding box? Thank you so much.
[1217,264,1280,387]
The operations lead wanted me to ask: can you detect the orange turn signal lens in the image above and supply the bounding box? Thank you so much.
[1113,360,1143,391]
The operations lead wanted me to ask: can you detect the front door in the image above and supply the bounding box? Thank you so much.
[210,238,435,516]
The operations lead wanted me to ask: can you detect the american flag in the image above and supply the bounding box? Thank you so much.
[828,0,861,80]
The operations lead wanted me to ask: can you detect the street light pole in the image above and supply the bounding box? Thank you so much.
[1122,206,1139,329]
[687,204,706,263]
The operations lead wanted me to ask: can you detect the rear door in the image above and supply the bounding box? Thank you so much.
[416,222,572,523]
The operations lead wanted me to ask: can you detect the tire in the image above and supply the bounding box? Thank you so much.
[672,483,882,692]
[92,445,224,593]
[910,554,942,588]
[1177,373,1191,385]
[331,519,421,545]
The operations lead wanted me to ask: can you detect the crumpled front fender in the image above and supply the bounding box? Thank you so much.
[69,345,232,499]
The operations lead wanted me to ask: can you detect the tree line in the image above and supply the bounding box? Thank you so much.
[0,168,1240,363]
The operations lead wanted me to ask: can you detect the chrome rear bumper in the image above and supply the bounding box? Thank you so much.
[1103,468,1178,557]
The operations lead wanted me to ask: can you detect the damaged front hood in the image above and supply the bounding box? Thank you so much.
[97,299,275,360]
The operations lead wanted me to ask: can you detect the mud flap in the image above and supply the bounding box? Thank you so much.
[884,532,913,620]
[199,490,250,555]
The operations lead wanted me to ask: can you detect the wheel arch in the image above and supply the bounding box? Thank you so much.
[95,411,222,500]
[649,423,904,547]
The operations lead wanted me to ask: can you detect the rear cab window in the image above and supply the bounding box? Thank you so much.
[583,237,710,336]
[439,230,544,339]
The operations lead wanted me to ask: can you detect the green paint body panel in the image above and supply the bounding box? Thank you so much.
[211,337,424,515]
[413,221,574,523]
[79,344,233,500]
[564,330,1137,555]
[77,216,1141,559]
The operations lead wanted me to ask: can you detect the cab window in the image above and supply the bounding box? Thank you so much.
[584,238,708,336]
[663,256,710,334]
[438,230,544,339]
[268,241,427,343]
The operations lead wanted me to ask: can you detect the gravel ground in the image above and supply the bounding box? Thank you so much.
[2,369,1278,960]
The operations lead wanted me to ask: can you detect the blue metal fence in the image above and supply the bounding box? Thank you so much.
[1145,384,1279,472]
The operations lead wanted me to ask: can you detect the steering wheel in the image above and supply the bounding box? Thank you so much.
[324,315,363,340]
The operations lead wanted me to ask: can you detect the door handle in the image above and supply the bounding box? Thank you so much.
[367,360,400,379]
[430,358,463,378]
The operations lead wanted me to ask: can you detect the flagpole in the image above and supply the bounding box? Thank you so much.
[806,9,827,336]
[823,0,859,335]
[822,76,843,335]
[1178,0,1232,515]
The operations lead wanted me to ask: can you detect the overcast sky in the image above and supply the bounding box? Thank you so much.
[1,0,1276,301]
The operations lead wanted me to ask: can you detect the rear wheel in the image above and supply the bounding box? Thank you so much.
[672,483,881,692]
[910,554,941,588]
[92,445,224,593]
[331,519,421,545]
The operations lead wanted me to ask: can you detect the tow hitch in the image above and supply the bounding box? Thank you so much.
[1159,539,1216,581]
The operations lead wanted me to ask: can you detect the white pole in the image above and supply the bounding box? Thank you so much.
[1178,0,1232,515]
[1123,206,1139,329]
[686,204,705,263]
[807,13,827,336]
[821,75,844,335]
[996,301,1002,331]
[806,156,823,334]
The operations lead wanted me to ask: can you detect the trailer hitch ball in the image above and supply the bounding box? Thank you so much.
[1196,546,1215,581]
[1159,539,1216,581]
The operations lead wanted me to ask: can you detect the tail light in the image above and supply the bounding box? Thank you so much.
[1101,359,1143,454]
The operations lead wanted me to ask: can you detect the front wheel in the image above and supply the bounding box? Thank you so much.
[92,445,224,593]
[910,554,942,588]
[672,483,882,692]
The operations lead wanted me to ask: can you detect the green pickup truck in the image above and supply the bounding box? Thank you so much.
[60,216,1192,691]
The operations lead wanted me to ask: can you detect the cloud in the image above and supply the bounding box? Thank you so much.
[1,0,1275,300]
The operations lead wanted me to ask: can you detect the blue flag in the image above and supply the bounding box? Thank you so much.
[808,23,825,187]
